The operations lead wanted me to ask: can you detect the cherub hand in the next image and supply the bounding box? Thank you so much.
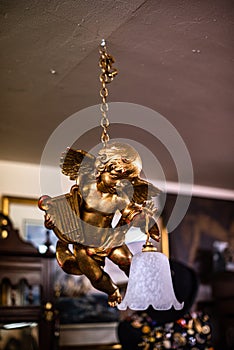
[44,213,55,230]
[140,201,160,242]
[108,289,122,307]
[131,201,160,242]
[142,200,157,217]
[148,219,161,242]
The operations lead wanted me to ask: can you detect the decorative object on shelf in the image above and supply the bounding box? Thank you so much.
[38,40,181,310]
[0,211,11,240]
[0,322,39,350]
[119,311,213,350]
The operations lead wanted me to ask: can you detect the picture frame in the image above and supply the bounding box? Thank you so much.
[1,195,50,248]
[162,193,234,282]
[24,218,57,250]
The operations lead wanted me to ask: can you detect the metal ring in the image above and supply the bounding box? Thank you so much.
[101,117,109,128]
[100,87,108,98]
[100,103,109,113]
[99,73,108,83]
[101,132,110,144]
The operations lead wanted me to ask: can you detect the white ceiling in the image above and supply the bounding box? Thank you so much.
[0,0,234,190]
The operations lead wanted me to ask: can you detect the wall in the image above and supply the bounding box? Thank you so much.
[0,160,72,199]
[0,160,41,198]
[0,160,71,238]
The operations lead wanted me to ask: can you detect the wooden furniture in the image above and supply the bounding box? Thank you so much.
[55,290,121,348]
[0,212,57,350]
[212,270,234,350]
[59,322,120,349]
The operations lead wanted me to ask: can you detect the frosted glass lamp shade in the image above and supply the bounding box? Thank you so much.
[118,251,184,311]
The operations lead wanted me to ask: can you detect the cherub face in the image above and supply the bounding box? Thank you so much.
[98,161,126,191]
[97,156,140,195]
[100,171,120,188]
[96,142,142,181]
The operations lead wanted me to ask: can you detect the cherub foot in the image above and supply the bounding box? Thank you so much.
[108,289,122,307]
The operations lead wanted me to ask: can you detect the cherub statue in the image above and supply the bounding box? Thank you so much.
[39,142,160,306]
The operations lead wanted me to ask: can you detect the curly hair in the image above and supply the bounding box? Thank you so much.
[95,142,142,179]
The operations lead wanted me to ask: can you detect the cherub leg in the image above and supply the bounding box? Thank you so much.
[73,244,121,306]
[56,240,82,275]
[108,244,132,276]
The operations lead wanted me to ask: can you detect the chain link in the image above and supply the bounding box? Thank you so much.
[99,40,118,147]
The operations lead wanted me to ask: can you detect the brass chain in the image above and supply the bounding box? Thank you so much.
[99,39,118,147]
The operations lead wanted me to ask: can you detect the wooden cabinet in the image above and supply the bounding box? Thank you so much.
[0,212,57,350]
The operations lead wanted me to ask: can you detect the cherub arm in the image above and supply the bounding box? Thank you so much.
[121,177,161,242]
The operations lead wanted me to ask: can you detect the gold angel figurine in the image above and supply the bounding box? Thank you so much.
[38,142,161,306]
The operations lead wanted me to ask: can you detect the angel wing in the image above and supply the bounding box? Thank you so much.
[60,148,96,181]
[123,177,161,204]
